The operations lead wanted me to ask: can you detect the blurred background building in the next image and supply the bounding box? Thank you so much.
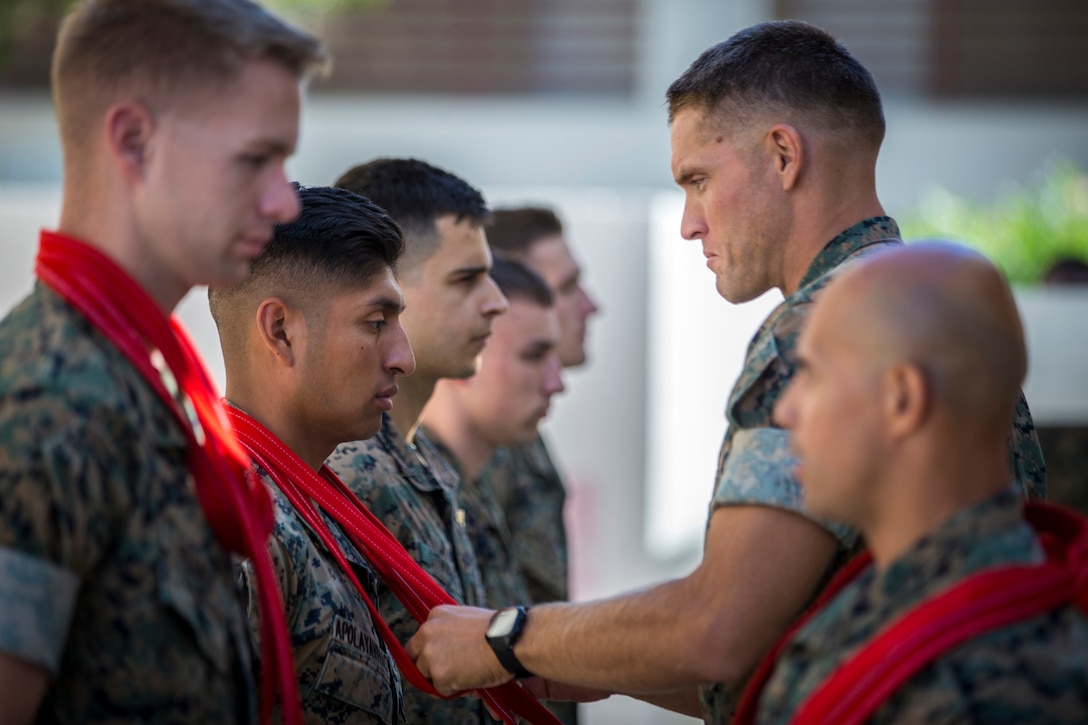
[1,0,1087,722]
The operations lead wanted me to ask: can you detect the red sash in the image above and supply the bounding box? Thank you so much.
[225,406,562,725]
[35,231,302,725]
[733,501,1088,725]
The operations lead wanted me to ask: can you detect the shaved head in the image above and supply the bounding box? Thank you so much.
[818,241,1026,434]
[777,240,1032,564]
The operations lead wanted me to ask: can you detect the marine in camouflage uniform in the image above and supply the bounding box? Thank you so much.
[425,430,532,609]
[698,217,1048,724]
[327,414,491,724]
[486,439,579,725]
[241,467,403,724]
[487,437,570,605]
[756,490,1088,724]
[431,435,581,725]
[0,284,257,723]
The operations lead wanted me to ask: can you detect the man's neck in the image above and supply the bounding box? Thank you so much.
[225,389,328,471]
[421,416,496,482]
[780,194,886,297]
[391,374,438,443]
[864,446,1010,571]
[58,200,187,314]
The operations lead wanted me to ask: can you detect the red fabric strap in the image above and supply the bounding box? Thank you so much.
[735,501,1088,725]
[35,231,301,725]
[731,551,873,725]
[225,405,562,725]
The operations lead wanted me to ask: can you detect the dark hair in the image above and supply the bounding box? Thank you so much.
[666,20,884,148]
[53,0,327,152]
[209,184,403,325]
[486,207,564,261]
[489,258,554,307]
[334,158,489,270]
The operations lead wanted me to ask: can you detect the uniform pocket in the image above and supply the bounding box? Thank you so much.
[155,540,235,674]
[310,633,397,724]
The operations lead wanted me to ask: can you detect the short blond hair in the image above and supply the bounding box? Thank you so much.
[52,0,329,151]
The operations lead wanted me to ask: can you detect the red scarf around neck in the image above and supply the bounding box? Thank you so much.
[733,500,1088,725]
[225,405,561,725]
[35,230,302,725]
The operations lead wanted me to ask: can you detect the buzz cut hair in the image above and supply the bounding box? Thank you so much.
[209,183,403,340]
[486,207,564,262]
[489,258,554,308]
[666,20,885,150]
[52,0,329,153]
[334,157,490,274]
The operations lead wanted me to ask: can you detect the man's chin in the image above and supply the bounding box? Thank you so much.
[559,348,587,368]
[443,360,480,380]
[353,417,383,443]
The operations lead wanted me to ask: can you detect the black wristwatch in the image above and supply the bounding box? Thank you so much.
[485,606,533,679]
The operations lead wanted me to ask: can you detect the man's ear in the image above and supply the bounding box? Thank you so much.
[884,362,930,440]
[104,100,156,185]
[767,123,803,192]
[255,297,298,367]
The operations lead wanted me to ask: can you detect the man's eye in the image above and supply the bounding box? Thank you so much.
[240,154,270,168]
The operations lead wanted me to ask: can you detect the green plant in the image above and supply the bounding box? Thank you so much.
[0,0,71,71]
[262,0,387,17]
[899,160,1088,286]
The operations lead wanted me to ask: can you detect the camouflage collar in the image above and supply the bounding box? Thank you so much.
[871,489,1036,603]
[417,425,465,480]
[374,413,460,495]
[796,217,901,291]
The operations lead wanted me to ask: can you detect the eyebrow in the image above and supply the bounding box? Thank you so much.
[525,339,557,354]
[246,138,294,156]
[364,295,406,314]
[558,268,580,289]
[673,165,704,187]
[449,265,489,280]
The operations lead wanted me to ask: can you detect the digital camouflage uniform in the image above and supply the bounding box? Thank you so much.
[241,466,403,724]
[698,217,1048,724]
[485,438,579,725]
[0,284,257,723]
[487,437,570,604]
[423,429,532,609]
[756,491,1088,724]
[327,414,490,724]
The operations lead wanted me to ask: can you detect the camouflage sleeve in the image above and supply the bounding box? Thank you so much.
[0,393,136,672]
[1009,391,1046,500]
[711,427,857,548]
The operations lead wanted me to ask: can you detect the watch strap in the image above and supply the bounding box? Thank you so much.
[487,607,534,679]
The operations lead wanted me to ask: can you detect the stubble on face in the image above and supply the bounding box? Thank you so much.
[400,217,505,382]
[672,106,787,305]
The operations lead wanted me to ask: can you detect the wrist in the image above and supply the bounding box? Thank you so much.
[485,606,533,679]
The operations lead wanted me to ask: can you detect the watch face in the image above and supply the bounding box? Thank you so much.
[488,608,520,638]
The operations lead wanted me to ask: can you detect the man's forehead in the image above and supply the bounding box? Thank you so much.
[501,299,558,335]
[527,235,577,276]
[432,216,490,263]
[341,268,404,307]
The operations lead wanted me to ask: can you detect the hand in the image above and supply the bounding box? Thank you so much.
[407,605,513,695]
[521,677,612,704]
